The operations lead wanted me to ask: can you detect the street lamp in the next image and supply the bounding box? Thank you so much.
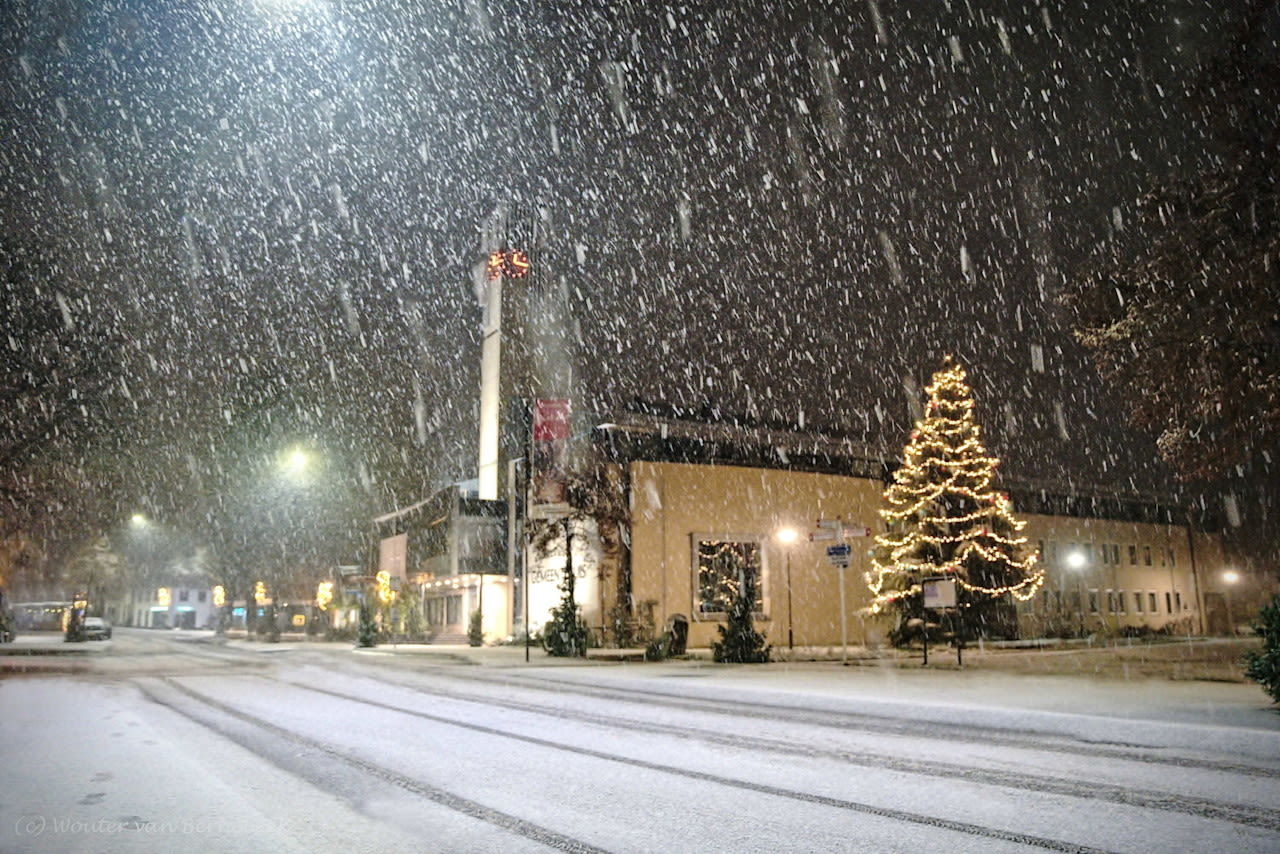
[1066,550,1087,637]
[1223,569,1240,636]
[777,527,798,651]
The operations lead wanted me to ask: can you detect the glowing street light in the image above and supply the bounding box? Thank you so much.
[777,527,798,651]
[1223,569,1241,636]
[1065,550,1087,636]
[283,447,310,478]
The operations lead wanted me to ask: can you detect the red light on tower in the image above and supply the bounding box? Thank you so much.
[505,249,530,278]
[487,248,531,280]
[487,250,505,280]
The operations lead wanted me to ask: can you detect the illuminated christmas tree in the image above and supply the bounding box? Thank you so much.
[868,357,1043,642]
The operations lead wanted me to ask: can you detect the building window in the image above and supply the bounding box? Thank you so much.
[1143,546,1152,566]
[694,537,763,617]
[446,594,462,625]
[1106,590,1116,613]
[178,589,189,602]
[1148,591,1158,613]
[1111,544,1121,565]
[1116,591,1127,613]
[1165,591,1173,614]
[1088,589,1099,614]
[1134,591,1144,613]
[1128,545,1138,566]
[198,590,207,603]
[1069,590,1082,614]
[1175,592,1183,612]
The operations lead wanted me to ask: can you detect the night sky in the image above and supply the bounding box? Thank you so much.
[0,0,1246,543]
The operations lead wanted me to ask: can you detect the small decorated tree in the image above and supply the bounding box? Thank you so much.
[355,600,378,648]
[712,564,770,663]
[868,357,1043,643]
[542,527,591,657]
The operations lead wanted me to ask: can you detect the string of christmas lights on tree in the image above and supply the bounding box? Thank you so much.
[867,357,1043,617]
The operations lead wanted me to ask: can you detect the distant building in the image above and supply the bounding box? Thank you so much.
[373,483,512,643]
[131,576,217,629]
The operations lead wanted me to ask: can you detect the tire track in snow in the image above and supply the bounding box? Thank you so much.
[404,664,1280,779]
[136,677,610,854]
[179,673,1117,853]
[278,670,1280,835]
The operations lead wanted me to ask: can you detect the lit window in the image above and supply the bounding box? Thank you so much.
[695,538,763,616]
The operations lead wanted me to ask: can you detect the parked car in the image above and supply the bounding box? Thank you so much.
[83,617,112,640]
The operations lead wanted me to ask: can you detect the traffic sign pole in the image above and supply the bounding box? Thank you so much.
[813,520,867,663]
[839,567,847,663]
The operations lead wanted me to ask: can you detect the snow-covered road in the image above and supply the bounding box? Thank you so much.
[2,631,1277,853]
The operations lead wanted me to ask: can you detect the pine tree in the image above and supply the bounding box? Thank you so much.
[712,564,770,663]
[869,357,1043,643]
[356,601,378,648]
[542,518,591,657]
[1244,594,1280,704]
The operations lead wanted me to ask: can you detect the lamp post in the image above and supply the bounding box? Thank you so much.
[1067,550,1087,637]
[1222,569,1240,636]
[777,527,798,652]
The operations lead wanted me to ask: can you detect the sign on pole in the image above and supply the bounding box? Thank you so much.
[530,399,571,520]
[922,577,957,610]
[826,543,852,568]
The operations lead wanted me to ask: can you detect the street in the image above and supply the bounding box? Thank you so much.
[2,630,1279,853]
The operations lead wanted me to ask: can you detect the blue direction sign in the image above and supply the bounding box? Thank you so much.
[826,543,852,567]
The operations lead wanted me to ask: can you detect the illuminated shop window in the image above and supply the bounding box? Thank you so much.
[695,538,763,616]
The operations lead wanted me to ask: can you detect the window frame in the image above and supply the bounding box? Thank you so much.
[690,532,768,621]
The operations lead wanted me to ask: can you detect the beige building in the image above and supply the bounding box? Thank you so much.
[1019,514,1223,638]
[629,460,883,651]
[618,449,1224,650]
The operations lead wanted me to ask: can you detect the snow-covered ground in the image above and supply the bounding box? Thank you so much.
[1,630,1277,853]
